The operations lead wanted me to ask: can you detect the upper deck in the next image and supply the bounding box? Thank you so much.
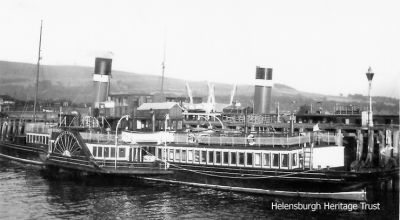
[81,130,343,149]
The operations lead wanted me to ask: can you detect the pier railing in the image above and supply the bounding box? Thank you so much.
[222,114,274,124]
[316,132,341,145]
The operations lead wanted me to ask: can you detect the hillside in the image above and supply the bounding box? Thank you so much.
[0,60,398,114]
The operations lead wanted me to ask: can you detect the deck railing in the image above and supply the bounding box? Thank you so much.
[195,135,310,146]
[80,132,118,143]
[79,131,342,146]
[25,122,59,134]
[173,132,342,146]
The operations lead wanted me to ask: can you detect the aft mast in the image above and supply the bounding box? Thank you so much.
[33,20,43,122]
[160,33,166,100]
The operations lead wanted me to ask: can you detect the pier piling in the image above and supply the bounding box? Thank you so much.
[356,130,363,161]
[378,131,385,167]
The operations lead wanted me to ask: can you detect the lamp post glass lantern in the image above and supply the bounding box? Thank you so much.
[366,67,374,127]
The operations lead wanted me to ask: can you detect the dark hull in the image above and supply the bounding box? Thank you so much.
[0,141,47,165]
[162,164,362,191]
[142,162,398,201]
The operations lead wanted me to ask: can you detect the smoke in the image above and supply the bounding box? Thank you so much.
[86,50,114,59]
[98,51,114,59]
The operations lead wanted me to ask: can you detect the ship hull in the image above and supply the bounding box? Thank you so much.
[0,141,48,165]
[156,163,367,191]
[142,162,398,201]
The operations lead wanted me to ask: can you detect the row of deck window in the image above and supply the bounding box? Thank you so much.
[158,147,300,169]
[89,144,146,162]
[26,133,49,145]
[91,146,126,159]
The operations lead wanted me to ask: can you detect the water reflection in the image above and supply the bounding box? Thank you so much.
[0,161,398,220]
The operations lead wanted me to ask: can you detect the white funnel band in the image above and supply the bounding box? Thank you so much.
[254,79,273,87]
[93,74,110,83]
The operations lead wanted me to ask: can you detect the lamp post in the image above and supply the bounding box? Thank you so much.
[115,114,130,170]
[366,67,374,128]
[164,114,169,170]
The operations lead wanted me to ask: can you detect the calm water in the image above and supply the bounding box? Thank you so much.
[0,160,398,220]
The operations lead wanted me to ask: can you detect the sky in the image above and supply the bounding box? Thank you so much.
[1,0,399,98]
